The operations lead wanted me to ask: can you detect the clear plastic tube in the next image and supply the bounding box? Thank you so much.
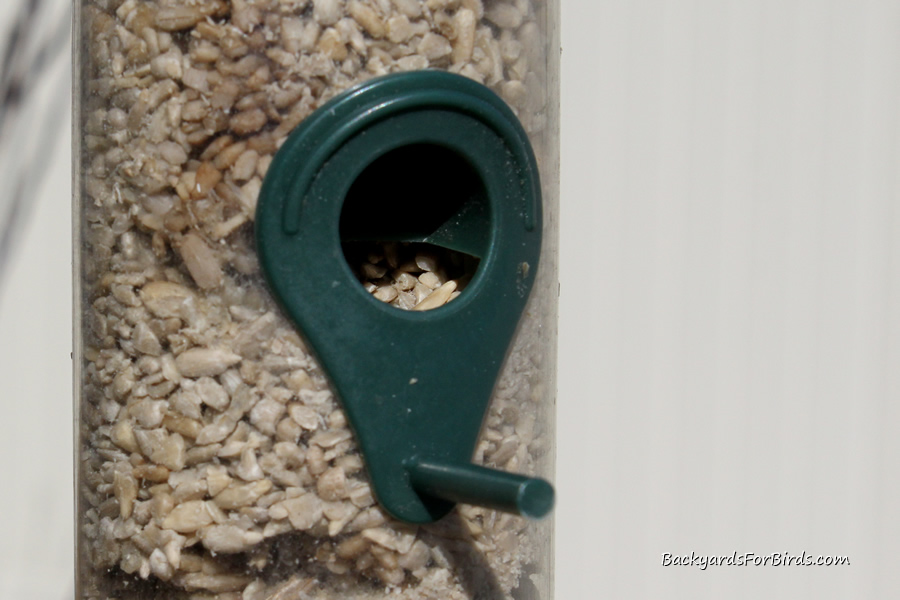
[75,1,558,598]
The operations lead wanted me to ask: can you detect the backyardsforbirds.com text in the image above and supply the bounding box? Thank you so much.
[661,551,849,569]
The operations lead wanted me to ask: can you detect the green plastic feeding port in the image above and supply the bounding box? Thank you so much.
[255,71,553,524]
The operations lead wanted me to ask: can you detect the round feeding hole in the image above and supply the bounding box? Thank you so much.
[340,144,489,311]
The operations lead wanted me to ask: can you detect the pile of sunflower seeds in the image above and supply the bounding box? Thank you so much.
[77,1,553,598]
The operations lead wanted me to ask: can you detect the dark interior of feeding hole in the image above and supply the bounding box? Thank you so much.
[340,144,489,309]
[339,143,491,259]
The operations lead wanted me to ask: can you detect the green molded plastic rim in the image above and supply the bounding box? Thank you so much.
[256,71,553,523]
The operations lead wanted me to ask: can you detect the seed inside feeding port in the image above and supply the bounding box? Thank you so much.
[344,241,478,311]
[338,143,489,311]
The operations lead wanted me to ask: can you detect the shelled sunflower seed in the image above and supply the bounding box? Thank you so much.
[77,1,554,599]
[346,241,475,311]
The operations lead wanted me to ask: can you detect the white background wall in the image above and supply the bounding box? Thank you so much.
[557,1,900,598]
[2,1,899,598]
